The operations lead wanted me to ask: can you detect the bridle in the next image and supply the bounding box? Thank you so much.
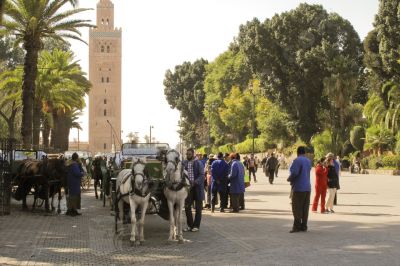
[165,150,180,171]
[130,159,150,197]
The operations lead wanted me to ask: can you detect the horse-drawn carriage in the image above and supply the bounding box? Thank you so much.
[113,143,190,245]
[9,149,66,213]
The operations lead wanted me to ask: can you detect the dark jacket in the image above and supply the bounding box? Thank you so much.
[228,159,245,194]
[211,159,229,192]
[183,159,205,200]
[266,156,279,170]
[327,165,339,189]
[67,160,84,196]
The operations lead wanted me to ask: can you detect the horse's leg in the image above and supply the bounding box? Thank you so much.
[44,182,50,212]
[129,197,138,245]
[57,186,62,214]
[117,198,124,230]
[177,199,185,243]
[94,178,99,199]
[139,198,149,244]
[167,198,175,242]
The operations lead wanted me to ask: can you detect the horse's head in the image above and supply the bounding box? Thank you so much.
[131,157,147,189]
[163,149,181,179]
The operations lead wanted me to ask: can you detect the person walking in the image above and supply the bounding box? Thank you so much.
[287,146,312,233]
[204,154,215,210]
[66,152,84,216]
[183,148,205,232]
[228,153,245,213]
[211,152,230,212]
[326,156,339,213]
[247,154,257,183]
[312,158,328,213]
[266,153,279,184]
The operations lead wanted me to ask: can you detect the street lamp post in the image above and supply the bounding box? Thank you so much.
[249,85,256,155]
[149,126,154,144]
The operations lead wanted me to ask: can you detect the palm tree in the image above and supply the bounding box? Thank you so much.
[0,0,79,24]
[364,82,400,133]
[0,67,22,138]
[37,49,90,150]
[1,0,91,148]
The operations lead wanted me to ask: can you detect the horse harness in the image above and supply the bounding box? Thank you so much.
[117,160,150,200]
[164,151,189,192]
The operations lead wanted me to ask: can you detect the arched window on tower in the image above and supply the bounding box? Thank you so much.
[104,109,107,116]
[106,19,109,25]
[107,46,110,53]
[106,77,110,83]
[101,19,104,25]
[101,77,104,83]
[101,45,104,53]
[104,99,107,104]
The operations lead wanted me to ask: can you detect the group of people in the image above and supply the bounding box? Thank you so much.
[182,149,247,232]
[288,147,340,233]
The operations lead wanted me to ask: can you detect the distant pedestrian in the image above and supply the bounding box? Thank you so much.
[312,158,328,213]
[287,146,312,233]
[265,153,279,184]
[204,154,215,210]
[326,156,339,213]
[228,153,245,212]
[247,154,257,183]
[66,152,84,216]
[211,152,230,212]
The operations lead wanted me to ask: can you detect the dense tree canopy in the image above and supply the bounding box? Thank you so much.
[237,3,362,143]
[164,59,208,147]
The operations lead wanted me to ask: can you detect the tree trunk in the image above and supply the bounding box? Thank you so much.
[21,39,40,149]
[42,117,50,148]
[32,99,41,148]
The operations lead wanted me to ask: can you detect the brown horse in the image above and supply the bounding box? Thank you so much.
[14,158,67,213]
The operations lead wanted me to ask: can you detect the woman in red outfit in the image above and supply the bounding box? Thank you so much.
[312,158,328,213]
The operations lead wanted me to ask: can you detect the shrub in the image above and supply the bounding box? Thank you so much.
[382,155,400,169]
[218,143,235,154]
[363,155,383,169]
[350,126,365,151]
[234,138,266,154]
[310,130,333,160]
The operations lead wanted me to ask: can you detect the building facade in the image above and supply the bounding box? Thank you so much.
[89,0,121,154]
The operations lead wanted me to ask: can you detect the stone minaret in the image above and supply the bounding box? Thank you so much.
[89,0,121,154]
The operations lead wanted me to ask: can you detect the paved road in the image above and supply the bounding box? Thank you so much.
[1,169,400,265]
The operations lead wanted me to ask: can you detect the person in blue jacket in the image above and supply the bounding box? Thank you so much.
[228,153,245,213]
[66,152,84,216]
[287,146,312,233]
[183,148,205,232]
[211,152,230,212]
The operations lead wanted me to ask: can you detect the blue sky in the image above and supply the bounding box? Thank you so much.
[69,0,379,148]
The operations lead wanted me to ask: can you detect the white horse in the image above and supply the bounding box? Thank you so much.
[116,157,151,245]
[163,149,189,243]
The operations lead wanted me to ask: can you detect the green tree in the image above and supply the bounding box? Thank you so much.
[364,81,400,133]
[255,96,294,146]
[37,49,90,150]
[0,36,24,69]
[374,0,400,81]
[350,125,366,152]
[1,0,91,148]
[0,67,22,138]
[219,86,252,143]
[237,4,362,143]
[164,59,208,147]
[311,130,333,160]
[203,50,251,145]
[365,125,395,155]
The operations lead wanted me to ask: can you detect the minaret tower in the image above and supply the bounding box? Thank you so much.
[89,0,122,153]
